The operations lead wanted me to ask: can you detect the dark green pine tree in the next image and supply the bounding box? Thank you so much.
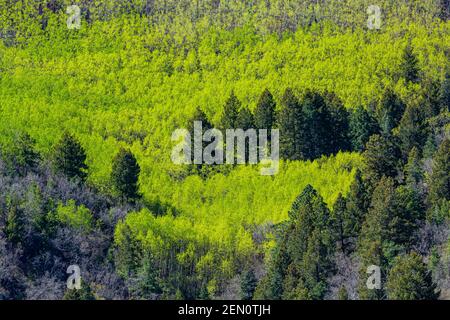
[344,169,370,250]
[439,71,450,113]
[377,89,406,134]
[8,132,40,175]
[187,107,214,178]
[357,177,398,300]
[348,106,380,152]
[428,139,450,207]
[363,134,402,187]
[325,91,351,153]
[330,193,349,253]
[421,79,442,117]
[111,148,141,201]
[300,90,333,160]
[404,147,423,190]
[386,252,439,300]
[284,185,334,299]
[236,106,255,130]
[399,44,420,84]
[4,197,24,245]
[240,268,258,300]
[396,104,428,157]
[53,132,88,181]
[254,89,276,129]
[277,88,303,160]
[220,90,241,129]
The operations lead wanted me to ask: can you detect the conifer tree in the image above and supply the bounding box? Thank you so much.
[331,193,348,253]
[111,148,141,201]
[236,106,254,130]
[8,132,40,175]
[439,71,450,112]
[53,132,88,181]
[363,134,402,187]
[300,90,333,159]
[348,106,380,152]
[345,169,370,243]
[377,89,406,134]
[278,88,303,160]
[220,91,240,129]
[325,92,351,153]
[400,44,420,84]
[397,104,428,157]
[240,268,258,300]
[404,147,423,189]
[386,252,439,300]
[254,89,276,129]
[428,139,450,206]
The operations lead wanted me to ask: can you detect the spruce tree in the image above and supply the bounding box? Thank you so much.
[8,132,40,175]
[325,92,351,153]
[377,89,406,134]
[111,148,141,201]
[348,106,380,152]
[404,147,423,189]
[397,104,428,157]
[386,252,439,300]
[400,44,420,84]
[240,268,258,300]
[254,89,276,129]
[357,177,398,300]
[331,193,348,253]
[236,106,255,130]
[428,139,450,206]
[439,71,450,112]
[345,169,370,243]
[220,91,240,129]
[277,88,303,160]
[300,90,333,159]
[53,132,88,181]
[363,134,402,187]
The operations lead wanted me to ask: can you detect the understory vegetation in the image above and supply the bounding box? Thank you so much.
[0,0,449,300]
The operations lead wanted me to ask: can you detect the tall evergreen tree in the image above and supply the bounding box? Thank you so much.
[325,92,351,153]
[397,104,428,157]
[377,89,406,134]
[363,134,402,187]
[111,148,141,201]
[236,106,255,130]
[404,147,423,190]
[345,169,371,242]
[53,132,88,181]
[386,252,439,300]
[330,193,349,253]
[349,106,380,152]
[278,88,303,160]
[300,90,333,159]
[240,268,258,300]
[357,177,398,300]
[428,139,450,206]
[400,44,420,84]
[254,89,276,129]
[220,91,240,129]
[7,132,40,175]
[439,71,450,112]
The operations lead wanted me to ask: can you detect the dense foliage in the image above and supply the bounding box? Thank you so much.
[0,0,449,300]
